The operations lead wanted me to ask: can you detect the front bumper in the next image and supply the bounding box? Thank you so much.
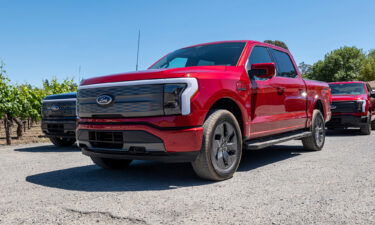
[41,119,77,138]
[77,122,204,162]
[326,114,369,128]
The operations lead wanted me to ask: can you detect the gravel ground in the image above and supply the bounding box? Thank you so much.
[0,129,374,225]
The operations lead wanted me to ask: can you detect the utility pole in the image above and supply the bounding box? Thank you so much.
[136,30,140,71]
[78,65,82,83]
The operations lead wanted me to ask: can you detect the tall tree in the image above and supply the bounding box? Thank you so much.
[306,47,365,82]
[359,49,375,81]
[264,40,289,50]
[298,62,312,77]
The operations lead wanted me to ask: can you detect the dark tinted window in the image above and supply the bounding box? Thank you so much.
[329,83,366,95]
[271,49,297,78]
[248,46,273,69]
[248,46,273,80]
[150,42,246,69]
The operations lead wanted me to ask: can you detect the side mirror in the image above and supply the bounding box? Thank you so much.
[370,91,375,98]
[249,63,276,79]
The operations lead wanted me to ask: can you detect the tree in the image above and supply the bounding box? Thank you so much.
[0,61,78,145]
[264,40,289,50]
[359,49,375,81]
[298,62,312,77]
[306,47,365,82]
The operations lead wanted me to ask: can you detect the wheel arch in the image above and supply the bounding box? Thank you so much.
[205,97,247,138]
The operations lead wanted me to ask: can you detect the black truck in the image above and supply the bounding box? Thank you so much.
[41,92,77,146]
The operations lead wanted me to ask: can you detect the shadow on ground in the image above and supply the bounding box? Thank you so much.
[326,128,363,137]
[26,144,307,192]
[15,145,80,153]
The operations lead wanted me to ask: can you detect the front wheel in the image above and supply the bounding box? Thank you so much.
[360,114,371,135]
[91,157,132,170]
[49,137,76,147]
[191,110,242,181]
[302,109,326,151]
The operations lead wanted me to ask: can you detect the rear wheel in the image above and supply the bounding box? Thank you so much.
[91,157,132,170]
[49,137,76,147]
[192,110,242,181]
[302,109,325,151]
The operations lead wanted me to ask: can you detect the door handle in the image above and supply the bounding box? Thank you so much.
[277,87,285,95]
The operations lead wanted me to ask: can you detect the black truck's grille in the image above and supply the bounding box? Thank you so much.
[89,131,124,149]
[77,84,164,118]
[332,101,361,113]
[42,101,76,117]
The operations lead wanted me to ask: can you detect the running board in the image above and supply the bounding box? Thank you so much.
[245,131,312,150]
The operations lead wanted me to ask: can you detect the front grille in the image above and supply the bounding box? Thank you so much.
[77,84,164,118]
[42,101,76,117]
[332,101,360,113]
[89,131,124,149]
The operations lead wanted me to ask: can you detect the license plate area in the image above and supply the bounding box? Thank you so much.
[89,131,124,149]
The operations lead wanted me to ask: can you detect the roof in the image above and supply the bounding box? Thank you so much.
[182,40,289,52]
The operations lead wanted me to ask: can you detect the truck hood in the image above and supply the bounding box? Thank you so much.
[43,92,77,100]
[80,66,228,86]
[331,94,367,101]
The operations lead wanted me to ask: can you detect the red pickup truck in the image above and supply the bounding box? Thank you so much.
[327,81,375,134]
[77,41,331,180]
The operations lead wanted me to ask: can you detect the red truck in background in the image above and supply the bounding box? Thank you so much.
[327,81,375,134]
[76,40,331,181]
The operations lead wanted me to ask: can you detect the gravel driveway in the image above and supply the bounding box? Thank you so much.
[1,130,374,225]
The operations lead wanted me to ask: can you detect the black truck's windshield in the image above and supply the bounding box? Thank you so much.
[150,42,246,69]
[329,83,366,95]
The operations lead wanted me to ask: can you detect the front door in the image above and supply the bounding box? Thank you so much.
[247,46,286,137]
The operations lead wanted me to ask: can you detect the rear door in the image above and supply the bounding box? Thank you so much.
[247,46,285,135]
[269,49,307,130]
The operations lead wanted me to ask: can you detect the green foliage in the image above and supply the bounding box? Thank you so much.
[298,62,312,77]
[264,40,289,50]
[0,62,78,121]
[359,50,375,81]
[305,47,366,82]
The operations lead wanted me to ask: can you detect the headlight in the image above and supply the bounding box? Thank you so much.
[164,83,187,115]
[357,100,366,112]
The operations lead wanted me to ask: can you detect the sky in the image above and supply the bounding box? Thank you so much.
[1,0,375,86]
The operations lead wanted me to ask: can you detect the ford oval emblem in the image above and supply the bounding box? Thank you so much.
[96,95,113,106]
[51,105,60,111]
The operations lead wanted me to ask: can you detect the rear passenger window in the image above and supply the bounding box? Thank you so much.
[248,46,273,80]
[271,49,297,78]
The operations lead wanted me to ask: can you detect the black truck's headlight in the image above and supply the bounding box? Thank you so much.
[164,83,187,115]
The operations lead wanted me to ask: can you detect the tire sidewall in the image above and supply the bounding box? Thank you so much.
[203,110,242,179]
[312,110,325,149]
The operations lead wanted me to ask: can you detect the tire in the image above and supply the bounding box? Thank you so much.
[49,137,76,147]
[191,110,242,181]
[371,120,375,130]
[360,114,371,135]
[302,109,325,151]
[91,156,132,170]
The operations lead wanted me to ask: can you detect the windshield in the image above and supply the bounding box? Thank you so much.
[329,83,366,95]
[150,42,246,69]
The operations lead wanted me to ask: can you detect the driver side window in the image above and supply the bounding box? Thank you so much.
[247,46,273,80]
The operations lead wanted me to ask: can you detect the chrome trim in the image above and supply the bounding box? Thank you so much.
[42,98,77,103]
[78,78,198,115]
